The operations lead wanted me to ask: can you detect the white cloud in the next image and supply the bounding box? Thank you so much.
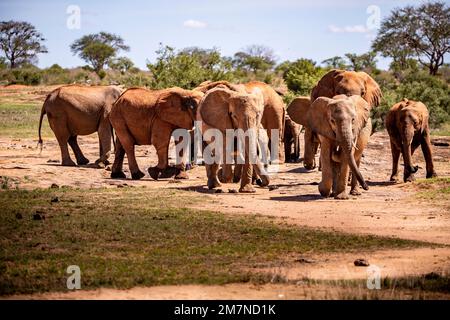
[328,24,369,33]
[183,19,207,29]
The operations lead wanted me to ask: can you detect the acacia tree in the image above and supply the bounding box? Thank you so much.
[0,21,47,68]
[233,45,276,74]
[344,52,378,72]
[372,2,450,75]
[321,56,347,69]
[70,32,129,77]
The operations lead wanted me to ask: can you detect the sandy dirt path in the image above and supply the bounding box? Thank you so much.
[1,120,449,299]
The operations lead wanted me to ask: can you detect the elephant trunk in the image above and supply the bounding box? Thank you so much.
[339,124,369,191]
[402,126,416,174]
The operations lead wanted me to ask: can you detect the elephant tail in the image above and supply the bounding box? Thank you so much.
[37,104,46,154]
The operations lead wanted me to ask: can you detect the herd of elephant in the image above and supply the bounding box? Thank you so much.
[37,69,437,199]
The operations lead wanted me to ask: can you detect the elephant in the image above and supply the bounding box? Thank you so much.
[385,99,437,182]
[303,69,382,170]
[284,114,302,163]
[195,80,285,164]
[286,96,312,163]
[196,86,269,193]
[307,95,371,199]
[109,87,203,180]
[38,85,122,167]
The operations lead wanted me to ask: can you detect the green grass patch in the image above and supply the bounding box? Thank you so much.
[0,187,430,295]
[432,122,450,136]
[413,177,450,201]
[0,101,52,139]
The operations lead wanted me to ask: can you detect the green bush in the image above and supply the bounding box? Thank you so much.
[374,70,449,129]
[0,67,42,85]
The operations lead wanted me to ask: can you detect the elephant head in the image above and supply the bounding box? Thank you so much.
[311,70,382,108]
[156,88,204,130]
[307,95,370,190]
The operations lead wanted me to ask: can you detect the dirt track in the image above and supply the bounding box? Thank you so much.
[1,108,449,299]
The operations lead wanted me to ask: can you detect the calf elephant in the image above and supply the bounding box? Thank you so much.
[385,99,436,182]
[109,87,203,180]
[286,96,311,164]
[197,87,268,193]
[38,85,122,167]
[307,95,371,199]
[304,70,381,170]
[195,80,285,164]
[284,114,302,163]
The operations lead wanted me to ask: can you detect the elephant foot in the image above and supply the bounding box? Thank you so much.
[61,159,77,167]
[77,157,90,166]
[304,164,316,171]
[350,188,361,196]
[95,158,110,166]
[131,170,145,180]
[256,176,270,187]
[175,170,189,180]
[390,174,399,182]
[319,183,332,198]
[207,178,221,190]
[148,167,161,180]
[426,171,437,179]
[239,184,256,193]
[404,174,415,183]
[334,192,349,200]
[159,166,178,179]
[111,171,126,179]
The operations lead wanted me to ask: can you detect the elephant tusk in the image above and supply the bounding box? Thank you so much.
[352,141,359,151]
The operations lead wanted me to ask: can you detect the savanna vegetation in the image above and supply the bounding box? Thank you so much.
[1,2,449,131]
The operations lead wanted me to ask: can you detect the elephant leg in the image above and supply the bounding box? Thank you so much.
[68,136,89,165]
[294,135,301,162]
[206,163,221,189]
[239,162,255,193]
[111,138,126,179]
[253,160,269,187]
[284,138,291,163]
[50,121,76,167]
[421,132,437,179]
[318,139,332,197]
[233,163,242,183]
[96,119,112,166]
[334,156,350,200]
[389,140,401,182]
[149,139,172,180]
[173,136,189,180]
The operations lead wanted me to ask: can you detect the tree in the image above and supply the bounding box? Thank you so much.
[372,2,450,75]
[345,52,378,72]
[233,45,276,74]
[281,59,326,96]
[321,56,347,69]
[109,56,135,74]
[147,44,233,89]
[0,21,47,68]
[70,32,129,76]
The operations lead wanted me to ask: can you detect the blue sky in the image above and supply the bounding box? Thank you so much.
[0,0,435,70]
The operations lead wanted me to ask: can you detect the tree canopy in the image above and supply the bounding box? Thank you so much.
[70,32,129,76]
[0,20,47,68]
[372,1,450,75]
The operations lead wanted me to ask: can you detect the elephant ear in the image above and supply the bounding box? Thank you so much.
[349,95,370,133]
[198,88,233,130]
[311,69,342,100]
[287,96,310,126]
[307,97,335,140]
[357,71,382,108]
[156,90,196,129]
